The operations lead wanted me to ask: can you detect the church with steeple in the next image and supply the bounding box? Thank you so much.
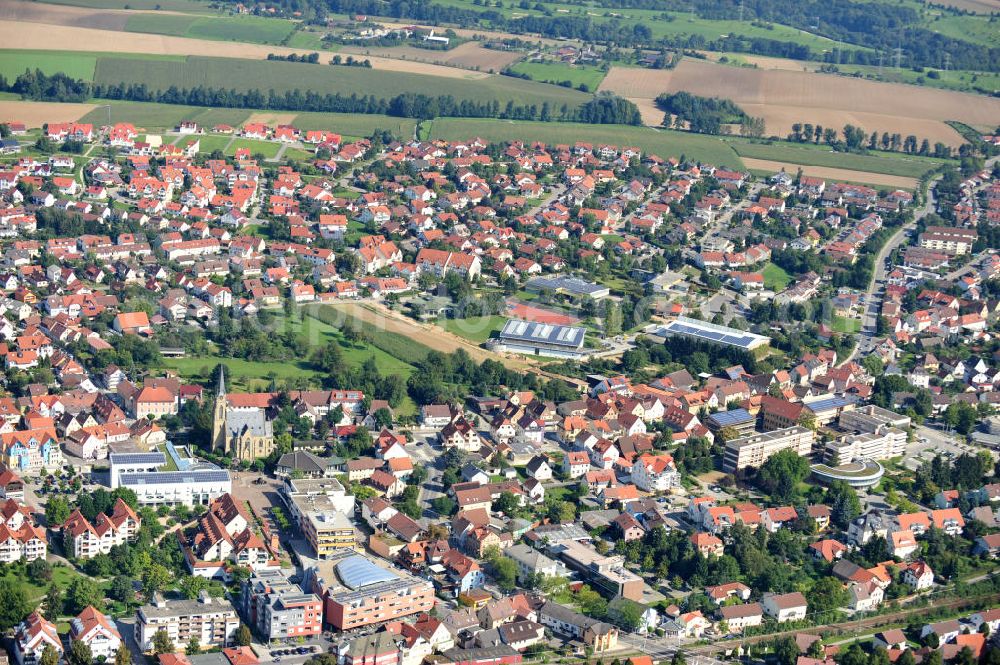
[211,367,276,462]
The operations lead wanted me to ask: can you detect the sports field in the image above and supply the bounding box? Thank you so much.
[438,316,506,344]
[92,56,590,110]
[427,118,745,167]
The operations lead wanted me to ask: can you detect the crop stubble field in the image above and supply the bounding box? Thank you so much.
[599,60,1000,147]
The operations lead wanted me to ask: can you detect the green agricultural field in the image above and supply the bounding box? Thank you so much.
[762,263,792,291]
[0,51,98,82]
[508,61,607,91]
[78,101,251,131]
[124,14,297,44]
[924,15,999,48]
[287,30,332,50]
[93,56,591,110]
[41,0,211,9]
[191,134,234,154]
[292,112,418,138]
[428,118,745,167]
[438,315,506,344]
[728,140,947,178]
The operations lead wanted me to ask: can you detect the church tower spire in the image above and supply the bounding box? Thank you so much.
[212,365,228,452]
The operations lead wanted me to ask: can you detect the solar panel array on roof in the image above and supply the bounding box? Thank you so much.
[661,317,769,350]
[499,319,584,348]
[109,452,167,465]
[806,396,853,412]
[120,470,230,485]
[336,555,399,590]
[710,409,754,426]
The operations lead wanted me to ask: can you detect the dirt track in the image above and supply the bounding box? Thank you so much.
[599,59,999,146]
[0,100,95,126]
[741,158,919,189]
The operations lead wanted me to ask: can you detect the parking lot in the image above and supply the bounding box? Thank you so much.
[906,424,992,471]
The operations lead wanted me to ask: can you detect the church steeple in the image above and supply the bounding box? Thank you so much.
[212,365,228,452]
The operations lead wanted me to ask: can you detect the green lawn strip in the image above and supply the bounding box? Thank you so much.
[508,61,606,91]
[78,100,251,131]
[437,315,506,344]
[92,56,591,110]
[831,314,862,333]
[924,15,999,48]
[729,140,947,178]
[292,111,417,137]
[761,262,792,291]
[428,118,744,167]
[225,138,282,158]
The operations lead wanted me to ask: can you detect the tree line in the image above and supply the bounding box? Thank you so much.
[655,91,763,136]
[268,0,998,69]
[3,70,640,125]
[787,122,956,159]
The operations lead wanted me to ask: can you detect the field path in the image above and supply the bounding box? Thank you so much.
[600,59,1000,146]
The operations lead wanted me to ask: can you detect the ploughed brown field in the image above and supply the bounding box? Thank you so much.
[599,59,1000,147]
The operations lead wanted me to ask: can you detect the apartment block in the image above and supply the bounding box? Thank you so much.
[240,570,323,641]
[723,426,814,472]
[281,477,356,558]
[134,592,239,652]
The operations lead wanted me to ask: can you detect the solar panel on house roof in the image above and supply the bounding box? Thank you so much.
[710,409,754,426]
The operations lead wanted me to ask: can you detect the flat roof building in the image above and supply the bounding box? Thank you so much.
[135,592,239,652]
[706,408,756,436]
[554,540,644,601]
[660,317,770,351]
[119,468,231,507]
[493,319,587,359]
[525,276,610,299]
[304,550,435,631]
[723,426,814,473]
[281,477,356,558]
[240,569,323,641]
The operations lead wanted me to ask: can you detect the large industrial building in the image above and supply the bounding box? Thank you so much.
[660,317,770,351]
[493,319,587,359]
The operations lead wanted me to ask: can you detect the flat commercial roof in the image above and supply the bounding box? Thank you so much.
[121,470,230,485]
[499,319,585,349]
[661,316,770,350]
[109,452,167,465]
[525,276,610,298]
[708,408,755,428]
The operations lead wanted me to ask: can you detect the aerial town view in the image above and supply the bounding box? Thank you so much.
[0,0,998,664]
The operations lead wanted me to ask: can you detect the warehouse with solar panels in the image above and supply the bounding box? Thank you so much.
[493,319,588,358]
[660,316,770,351]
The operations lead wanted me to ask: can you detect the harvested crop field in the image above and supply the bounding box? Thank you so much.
[0,100,96,126]
[0,0,127,29]
[341,42,521,72]
[599,60,1000,146]
[0,19,489,79]
[743,158,919,189]
[245,112,299,126]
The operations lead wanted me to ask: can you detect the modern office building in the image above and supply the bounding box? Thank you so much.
[119,469,232,506]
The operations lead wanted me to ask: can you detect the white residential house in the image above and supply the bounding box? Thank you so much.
[761,592,807,623]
